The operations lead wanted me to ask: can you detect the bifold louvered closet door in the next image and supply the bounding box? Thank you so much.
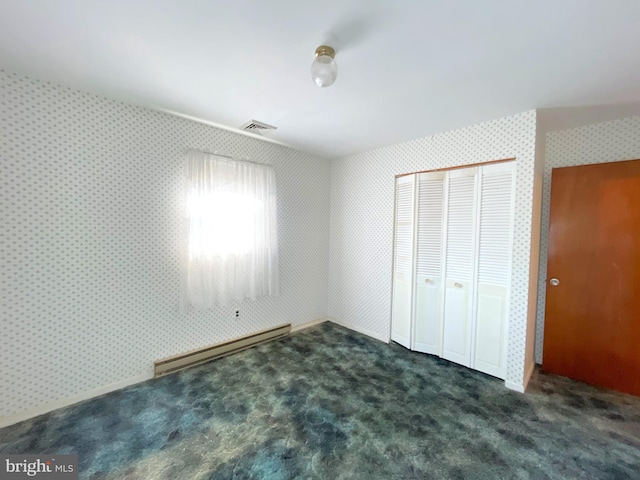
[441,167,478,367]
[391,161,515,379]
[391,175,415,349]
[413,171,445,355]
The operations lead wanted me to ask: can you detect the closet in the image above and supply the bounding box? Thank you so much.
[391,161,515,379]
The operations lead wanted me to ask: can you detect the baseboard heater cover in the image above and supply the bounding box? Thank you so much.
[154,323,291,377]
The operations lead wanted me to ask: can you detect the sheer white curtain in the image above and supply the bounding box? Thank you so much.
[182,150,279,308]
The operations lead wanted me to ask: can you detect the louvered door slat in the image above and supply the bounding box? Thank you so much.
[416,177,444,277]
[394,181,414,276]
[478,172,513,286]
[445,175,475,281]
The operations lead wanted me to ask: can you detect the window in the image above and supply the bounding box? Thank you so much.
[182,150,279,308]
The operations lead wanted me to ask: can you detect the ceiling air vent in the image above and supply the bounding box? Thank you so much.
[240,119,277,136]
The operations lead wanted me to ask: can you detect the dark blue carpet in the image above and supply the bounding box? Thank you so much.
[1,323,639,479]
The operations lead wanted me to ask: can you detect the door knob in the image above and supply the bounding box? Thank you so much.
[550,278,560,286]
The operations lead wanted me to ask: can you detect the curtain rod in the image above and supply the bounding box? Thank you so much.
[186,148,271,166]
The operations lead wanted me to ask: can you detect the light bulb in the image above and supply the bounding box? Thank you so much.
[311,46,337,88]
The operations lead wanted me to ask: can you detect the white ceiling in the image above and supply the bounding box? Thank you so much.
[1,0,639,158]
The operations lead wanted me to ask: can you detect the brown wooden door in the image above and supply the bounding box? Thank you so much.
[543,159,640,396]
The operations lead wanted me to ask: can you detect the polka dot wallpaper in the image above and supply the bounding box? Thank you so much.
[328,110,538,388]
[7,63,632,419]
[535,116,640,363]
[0,70,331,419]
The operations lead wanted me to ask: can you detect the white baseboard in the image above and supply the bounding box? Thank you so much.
[0,372,152,429]
[505,380,525,393]
[0,317,381,429]
[504,361,536,394]
[327,317,390,343]
[523,360,536,390]
[0,318,328,429]
[290,317,329,333]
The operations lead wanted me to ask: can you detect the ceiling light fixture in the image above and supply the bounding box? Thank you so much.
[311,45,337,88]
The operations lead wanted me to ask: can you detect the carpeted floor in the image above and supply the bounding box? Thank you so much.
[1,323,639,479]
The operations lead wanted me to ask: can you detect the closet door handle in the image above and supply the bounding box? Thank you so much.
[454,282,463,288]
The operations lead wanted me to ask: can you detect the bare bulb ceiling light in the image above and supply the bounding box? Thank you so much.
[311,45,337,88]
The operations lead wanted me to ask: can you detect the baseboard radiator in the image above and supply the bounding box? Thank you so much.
[154,323,291,377]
